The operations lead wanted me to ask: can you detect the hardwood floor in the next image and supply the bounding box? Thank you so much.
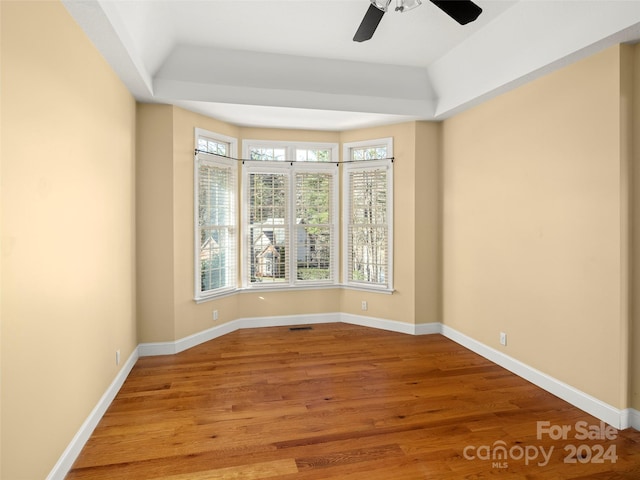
[67,323,640,479]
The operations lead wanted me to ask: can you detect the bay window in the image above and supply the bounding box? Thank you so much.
[195,133,393,299]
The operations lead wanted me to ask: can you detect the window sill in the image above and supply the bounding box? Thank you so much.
[340,284,395,295]
[194,283,394,303]
[194,288,239,303]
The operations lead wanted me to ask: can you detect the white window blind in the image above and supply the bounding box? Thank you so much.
[295,170,335,282]
[243,142,338,288]
[343,138,393,291]
[247,170,290,284]
[195,129,237,300]
[347,167,389,285]
[196,156,237,297]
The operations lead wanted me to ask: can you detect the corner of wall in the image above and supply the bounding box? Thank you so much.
[630,43,640,412]
[136,103,177,343]
[414,121,442,325]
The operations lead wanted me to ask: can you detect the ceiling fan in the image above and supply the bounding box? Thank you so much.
[354,0,482,42]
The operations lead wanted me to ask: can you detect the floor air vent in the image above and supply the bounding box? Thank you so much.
[289,326,313,331]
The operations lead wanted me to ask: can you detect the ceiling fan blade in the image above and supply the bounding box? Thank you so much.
[353,4,386,42]
[430,0,482,25]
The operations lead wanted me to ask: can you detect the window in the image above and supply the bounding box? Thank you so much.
[296,148,331,162]
[250,147,286,161]
[295,170,335,280]
[194,133,392,300]
[195,129,238,300]
[343,138,393,291]
[242,141,338,288]
[197,135,229,156]
[246,168,290,284]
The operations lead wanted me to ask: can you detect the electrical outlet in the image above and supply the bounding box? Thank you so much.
[361,301,368,311]
[500,332,507,346]
[116,350,121,366]
[213,310,219,321]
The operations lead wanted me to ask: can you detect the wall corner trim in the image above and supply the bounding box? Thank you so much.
[621,408,640,430]
[45,348,140,480]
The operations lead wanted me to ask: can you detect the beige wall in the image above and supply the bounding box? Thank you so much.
[338,122,440,325]
[136,112,442,342]
[339,123,416,323]
[415,122,442,325]
[135,107,348,342]
[2,3,638,478]
[136,104,176,343]
[442,45,629,408]
[174,113,346,339]
[1,1,4,473]
[632,44,640,411]
[1,2,137,479]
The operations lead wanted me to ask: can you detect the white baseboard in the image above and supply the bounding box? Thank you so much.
[621,408,640,430]
[46,347,139,480]
[138,314,441,357]
[138,313,342,356]
[440,324,627,430]
[414,322,443,335]
[53,315,638,479]
[138,315,634,430]
[340,313,427,335]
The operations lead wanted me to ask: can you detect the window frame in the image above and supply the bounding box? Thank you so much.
[342,138,394,293]
[194,129,238,301]
[194,133,394,302]
[241,140,339,290]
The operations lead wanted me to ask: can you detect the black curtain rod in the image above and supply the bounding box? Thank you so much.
[194,149,394,165]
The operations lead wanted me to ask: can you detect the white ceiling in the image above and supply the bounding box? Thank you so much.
[64,0,640,131]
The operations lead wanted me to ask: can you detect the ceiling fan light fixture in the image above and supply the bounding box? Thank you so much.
[370,0,392,12]
[395,0,422,12]
[355,0,481,42]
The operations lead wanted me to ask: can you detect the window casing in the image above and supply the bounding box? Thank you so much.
[194,129,238,300]
[343,138,394,291]
[242,141,339,289]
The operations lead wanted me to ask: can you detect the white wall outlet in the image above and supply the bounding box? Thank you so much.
[115,350,121,366]
[213,310,219,321]
[500,332,507,346]
[361,300,368,311]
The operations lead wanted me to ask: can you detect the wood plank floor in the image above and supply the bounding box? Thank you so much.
[67,323,640,479]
